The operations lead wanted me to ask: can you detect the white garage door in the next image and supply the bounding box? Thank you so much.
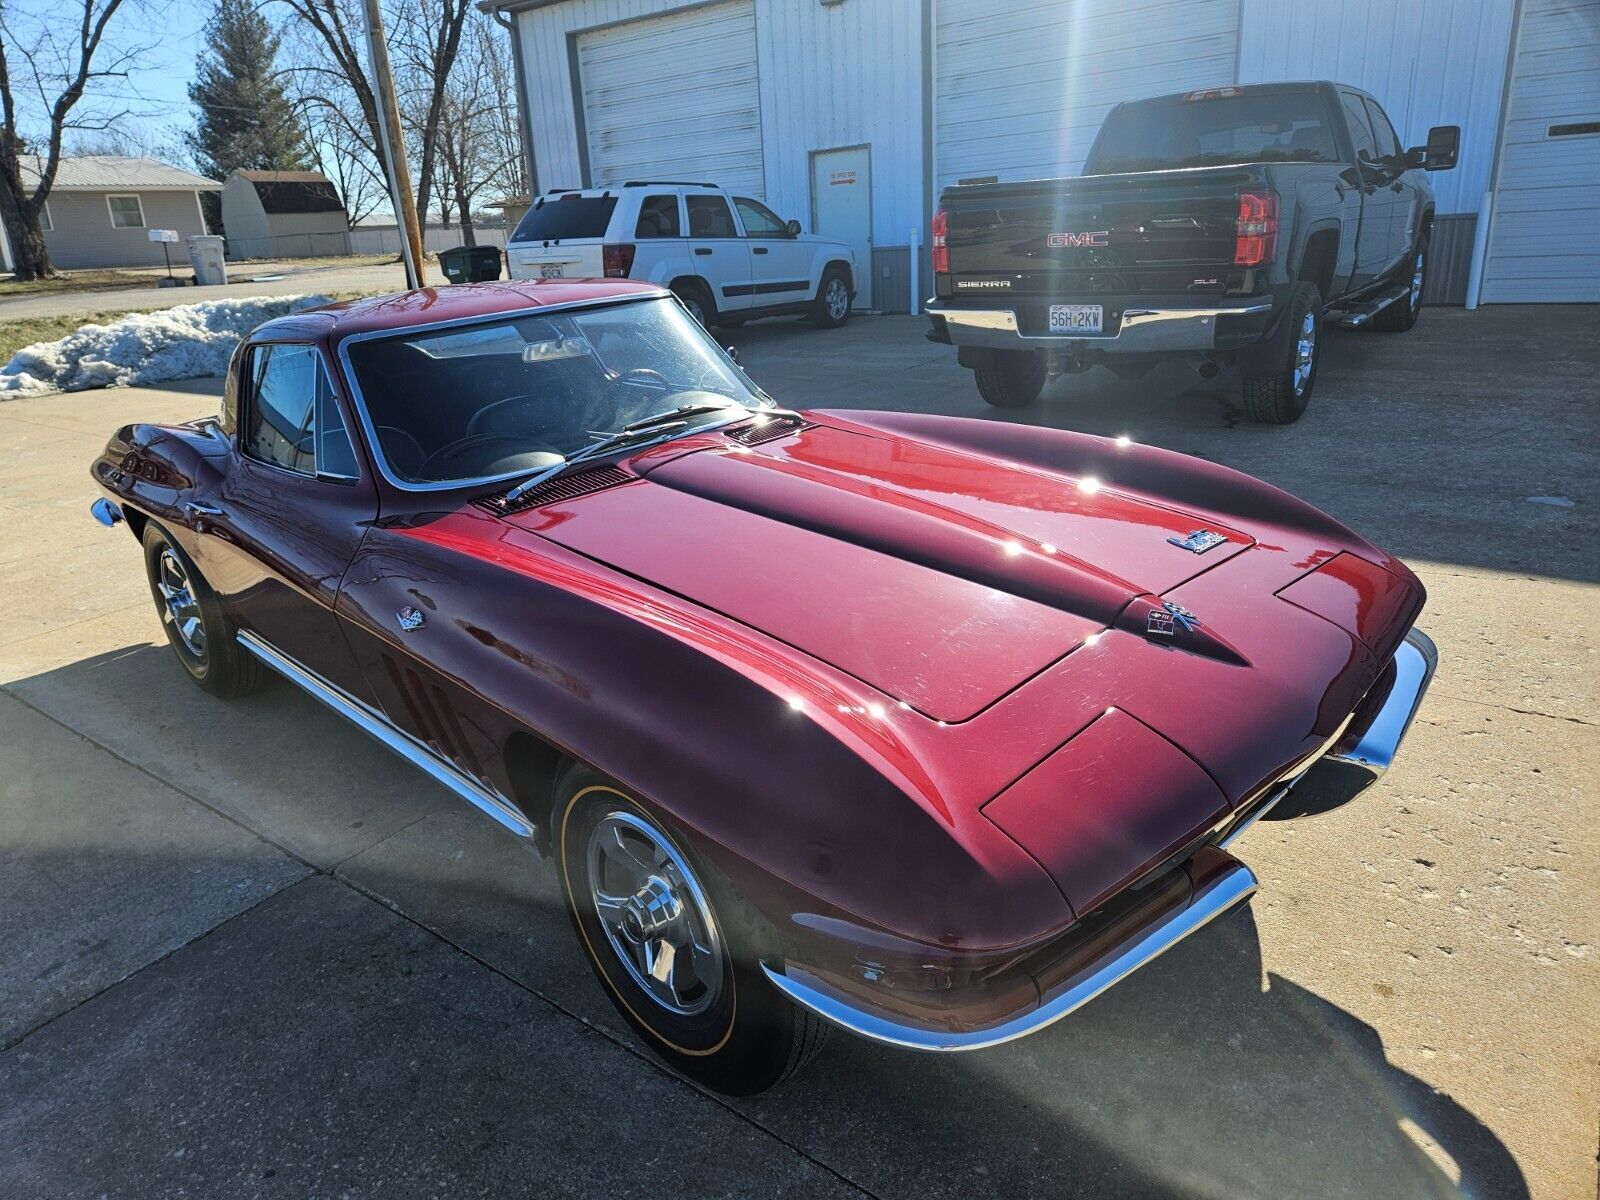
[577,1,764,196]
[1481,0,1600,303]
[934,0,1239,191]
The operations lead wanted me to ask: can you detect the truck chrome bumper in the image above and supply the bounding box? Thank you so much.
[761,848,1257,1052]
[928,301,1272,353]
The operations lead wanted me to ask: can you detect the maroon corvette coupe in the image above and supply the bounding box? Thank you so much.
[90,281,1435,1094]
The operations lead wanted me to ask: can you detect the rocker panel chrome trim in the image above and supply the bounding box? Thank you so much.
[761,861,1258,1052]
[236,630,536,840]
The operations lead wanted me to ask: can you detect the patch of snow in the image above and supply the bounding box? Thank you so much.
[0,294,333,399]
[1524,495,1576,507]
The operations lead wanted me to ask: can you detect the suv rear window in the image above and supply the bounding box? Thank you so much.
[510,195,618,242]
[1086,92,1338,174]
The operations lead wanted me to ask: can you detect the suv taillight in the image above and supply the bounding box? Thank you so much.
[603,243,636,277]
[1234,191,1278,267]
[931,208,949,274]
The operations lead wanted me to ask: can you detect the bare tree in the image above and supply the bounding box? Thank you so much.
[0,0,157,278]
[388,0,469,226]
[430,15,521,244]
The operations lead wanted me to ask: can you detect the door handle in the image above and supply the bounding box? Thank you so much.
[185,500,224,519]
[752,246,769,255]
[694,247,713,256]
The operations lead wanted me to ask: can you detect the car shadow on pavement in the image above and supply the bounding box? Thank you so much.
[2,643,1533,1200]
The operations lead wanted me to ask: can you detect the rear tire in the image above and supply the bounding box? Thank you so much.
[672,281,716,329]
[973,349,1048,408]
[554,764,827,1095]
[1370,231,1428,332]
[141,523,264,698]
[1240,281,1320,424]
[809,267,852,329]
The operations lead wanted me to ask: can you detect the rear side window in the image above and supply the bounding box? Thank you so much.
[1342,94,1378,160]
[1086,91,1339,173]
[511,195,618,242]
[686,195,737,238]
[635,194,681,238]
[243,344,357,479]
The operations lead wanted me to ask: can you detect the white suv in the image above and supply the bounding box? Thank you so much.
[505,183,856,330]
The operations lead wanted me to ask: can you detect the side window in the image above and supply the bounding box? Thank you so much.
[1364,99,1402,162]
[1342,93,1378,161]
[634,194,681,239]
[734,197,785,237]
[243,344,357,479]
[685,194,737,238]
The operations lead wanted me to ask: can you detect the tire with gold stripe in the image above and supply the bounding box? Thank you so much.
[555,764,827,1094]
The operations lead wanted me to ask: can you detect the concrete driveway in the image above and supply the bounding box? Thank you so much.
[1,306,1595,1199]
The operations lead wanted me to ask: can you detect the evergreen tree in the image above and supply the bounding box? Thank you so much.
[185,0,309,181]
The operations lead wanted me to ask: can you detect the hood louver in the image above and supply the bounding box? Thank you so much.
[726,415,810,446]
[477,464,632,514]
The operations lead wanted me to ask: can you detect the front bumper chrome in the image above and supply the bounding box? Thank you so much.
[928,300,1273,353]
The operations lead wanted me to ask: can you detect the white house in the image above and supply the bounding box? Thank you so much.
[220,170,352,260]
[480,0,1599,306]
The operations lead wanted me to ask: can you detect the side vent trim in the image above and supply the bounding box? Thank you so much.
[726,416,811,447]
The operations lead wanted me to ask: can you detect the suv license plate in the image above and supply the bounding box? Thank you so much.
[1049,304,1103,334]
[539,264,565,279]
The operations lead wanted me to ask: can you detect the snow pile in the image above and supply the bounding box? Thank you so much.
[0,294,334,399]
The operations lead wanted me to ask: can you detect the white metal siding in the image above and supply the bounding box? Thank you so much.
[933,0,1238,192]
[1237,0,1518,217]
[43,191,210,269]
[577,1,763,195]
[1482,0,1600,302]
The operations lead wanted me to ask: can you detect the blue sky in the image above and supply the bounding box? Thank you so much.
[120,0,211,147]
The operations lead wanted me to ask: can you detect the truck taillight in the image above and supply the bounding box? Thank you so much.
[1234,191,1278,266]
[931,208,949,274]
[603,243,636,277]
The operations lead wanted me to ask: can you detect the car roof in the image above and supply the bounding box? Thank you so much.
[251,279,667,343]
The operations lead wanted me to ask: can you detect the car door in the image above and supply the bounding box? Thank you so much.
[204,340,376,699]
[684,193,753,314]
[734,196,812,307]
[1339,90,1395,293]
[1363,97,1419,270]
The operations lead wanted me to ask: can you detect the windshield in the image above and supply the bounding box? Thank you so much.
[345,297,768,486]
[1086,92,1339,174]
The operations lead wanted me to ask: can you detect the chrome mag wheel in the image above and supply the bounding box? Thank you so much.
[586,810,725,1017]
[155,547,206,659]
[1293,309,1317,397]
[824,277,850,321]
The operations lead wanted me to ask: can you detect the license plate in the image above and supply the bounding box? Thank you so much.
[539,264,565,279]
[1049,304,1103,334]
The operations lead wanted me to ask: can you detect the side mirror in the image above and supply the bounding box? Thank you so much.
[725,345,739,363]
[1412,125,1460,171]
[785,218,802,238]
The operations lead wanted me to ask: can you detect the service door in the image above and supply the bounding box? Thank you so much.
[810,146,872,309]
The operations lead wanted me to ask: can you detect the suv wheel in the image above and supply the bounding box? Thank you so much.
[973,350,1048,408]
[1240,281,1321,424]
[809,268,852,329]
[673,282,715,328]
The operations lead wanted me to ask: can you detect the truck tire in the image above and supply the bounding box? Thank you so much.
[973,350,1048,408]
[1369,231,1428,333]
[1241,281,1320,424]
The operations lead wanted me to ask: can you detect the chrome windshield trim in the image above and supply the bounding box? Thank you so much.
[236,630,536,840]
[333,291,761,495]
[762,861,1258,1052]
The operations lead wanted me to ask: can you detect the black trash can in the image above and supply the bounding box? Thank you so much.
[438,244,503,284]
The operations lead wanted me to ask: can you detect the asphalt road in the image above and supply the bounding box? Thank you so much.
[1,306,1595,1199]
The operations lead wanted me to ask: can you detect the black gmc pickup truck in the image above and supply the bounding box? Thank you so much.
[926,82,1460,422]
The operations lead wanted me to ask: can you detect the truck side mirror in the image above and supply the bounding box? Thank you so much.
[1410,125,1460,171]
[785,218,802,238]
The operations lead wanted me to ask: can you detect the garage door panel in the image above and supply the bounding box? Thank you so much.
[577,0,763,197]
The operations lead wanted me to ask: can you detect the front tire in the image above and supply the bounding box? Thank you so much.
[141,522,263,697]
[1240,281,1321,424]
[554,765,826,1095]
[809,267,852,329]
[973,349,1048,408]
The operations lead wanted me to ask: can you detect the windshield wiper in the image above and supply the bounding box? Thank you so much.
[502,423,689,504]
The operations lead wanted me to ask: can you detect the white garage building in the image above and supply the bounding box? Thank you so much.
[483,0,1599,307]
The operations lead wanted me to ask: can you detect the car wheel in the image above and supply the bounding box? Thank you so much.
[973,349,1048,408]
[809,267,852,329]
[554,764,827,1095]
[141,522,264,698]
[672,282,715,329]
[1370,231,1428,332]
[1241,280,1321,424]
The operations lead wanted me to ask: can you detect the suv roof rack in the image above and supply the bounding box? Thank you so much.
[622,180,719,188]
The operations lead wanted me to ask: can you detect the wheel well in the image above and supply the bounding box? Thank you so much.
[1297,229,1338,301]
[122,505,148,545]
[821,259,852,291]
[668,275,712,302]
[503,729,568,850]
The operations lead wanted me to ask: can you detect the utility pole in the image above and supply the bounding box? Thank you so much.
[361,0,426,289]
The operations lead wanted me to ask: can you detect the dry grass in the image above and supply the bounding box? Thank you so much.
[0,270,163,298]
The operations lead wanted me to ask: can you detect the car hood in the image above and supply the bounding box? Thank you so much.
[514,418,1257,723]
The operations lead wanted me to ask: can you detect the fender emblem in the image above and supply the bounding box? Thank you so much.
[396,605,426,632]
[1147,601,1199,637]
[1167,529,1229,554]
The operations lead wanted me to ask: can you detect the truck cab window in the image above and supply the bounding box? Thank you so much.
[1342,94,1378,161]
